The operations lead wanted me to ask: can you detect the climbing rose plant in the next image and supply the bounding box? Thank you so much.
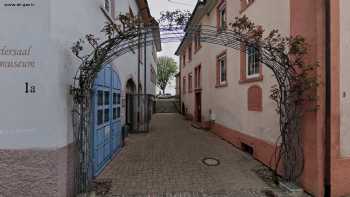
[232,15,319,182]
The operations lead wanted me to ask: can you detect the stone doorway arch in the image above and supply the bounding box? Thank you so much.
[125,78,136,132]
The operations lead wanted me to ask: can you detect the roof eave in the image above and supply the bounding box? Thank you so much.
[175,0,217,55]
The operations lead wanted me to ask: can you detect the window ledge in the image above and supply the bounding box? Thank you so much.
[239,75,263,84]
[215,82,228,88]
[248,107,263,112]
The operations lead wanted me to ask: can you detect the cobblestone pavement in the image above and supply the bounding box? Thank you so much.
[97,113,295,197]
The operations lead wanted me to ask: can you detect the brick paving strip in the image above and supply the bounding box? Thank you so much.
[96,114,308,197]
[103,190,265,197]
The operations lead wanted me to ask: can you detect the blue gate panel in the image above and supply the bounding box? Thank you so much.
[95,69,105,86]
[104,68,111,88]
[92,64,122,177]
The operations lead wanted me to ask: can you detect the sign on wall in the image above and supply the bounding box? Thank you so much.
[0,0,51,149]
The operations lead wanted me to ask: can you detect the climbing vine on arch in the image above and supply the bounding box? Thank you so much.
[70,11,318,192]
[229,15,319,182]
[70,14,147,193]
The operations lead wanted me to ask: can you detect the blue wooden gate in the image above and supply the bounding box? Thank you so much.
[92,65,122,176]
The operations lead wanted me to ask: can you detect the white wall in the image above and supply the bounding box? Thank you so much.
[340,0,350,157]
[231,0,290,143]
[0,0,62,149]
[0,0,158,149]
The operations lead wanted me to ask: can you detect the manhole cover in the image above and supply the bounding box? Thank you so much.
[202,157,220,166]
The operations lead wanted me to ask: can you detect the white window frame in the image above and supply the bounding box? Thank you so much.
[188,73,193,92]
[246,46,260,79]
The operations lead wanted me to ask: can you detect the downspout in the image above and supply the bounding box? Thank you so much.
[144,30,147,131]
[137,28,141,132]
[324,0,331,196]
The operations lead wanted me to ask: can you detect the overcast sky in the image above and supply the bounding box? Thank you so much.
[148,0,197,94]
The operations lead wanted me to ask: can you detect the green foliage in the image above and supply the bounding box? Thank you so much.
[159,9,191,28]
[70,14,144,104]
[156,56,178,94]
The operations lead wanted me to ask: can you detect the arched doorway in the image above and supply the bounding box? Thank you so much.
[91,65,122,176]
[125,79,136,132]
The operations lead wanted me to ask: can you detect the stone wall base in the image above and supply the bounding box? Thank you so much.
[0,143,76,197]
[210,123,280,172]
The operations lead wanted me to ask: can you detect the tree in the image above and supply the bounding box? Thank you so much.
[156,56,178,94]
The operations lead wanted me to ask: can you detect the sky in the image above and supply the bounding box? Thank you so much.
[147,0,197,95]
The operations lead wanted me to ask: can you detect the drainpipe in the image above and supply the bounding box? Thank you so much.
[144,30,147,131]
[137,28,141,132]
[324,0,331,196]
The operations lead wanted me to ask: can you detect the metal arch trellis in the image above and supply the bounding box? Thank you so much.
[71,16,316,194]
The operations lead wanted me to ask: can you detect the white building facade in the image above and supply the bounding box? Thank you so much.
[0,0,160,196]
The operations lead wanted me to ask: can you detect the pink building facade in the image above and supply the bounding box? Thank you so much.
[176,0,350,196]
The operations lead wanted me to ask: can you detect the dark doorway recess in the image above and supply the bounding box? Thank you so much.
[195,92,202,123]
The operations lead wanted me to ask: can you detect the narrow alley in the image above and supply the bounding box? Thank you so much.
[97,113,290,197]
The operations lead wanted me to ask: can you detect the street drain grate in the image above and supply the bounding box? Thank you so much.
[201,157,220,166]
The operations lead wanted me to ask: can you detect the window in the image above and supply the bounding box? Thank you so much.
[217,1,226,31]
[188,73,193,93]
[104,108,110,122]
[247,46,260,78]
[96,90,112,126]
[104,91,110,105]
[97,90,103,106]
[117,93,121,104]
[97,110,103,125]
[239,44,262,83]
[113,108,117,120]
[188,45,192,62]
[182,53,186,67]
[104,0,110,12]
[183,77,186,94]
[248,85,262,111]
[194,31,201,52]
[117,107,121,118]
[113,92,117,105]
[216,52,227,86]
[96,87,120,126]
[195,65,201,89]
